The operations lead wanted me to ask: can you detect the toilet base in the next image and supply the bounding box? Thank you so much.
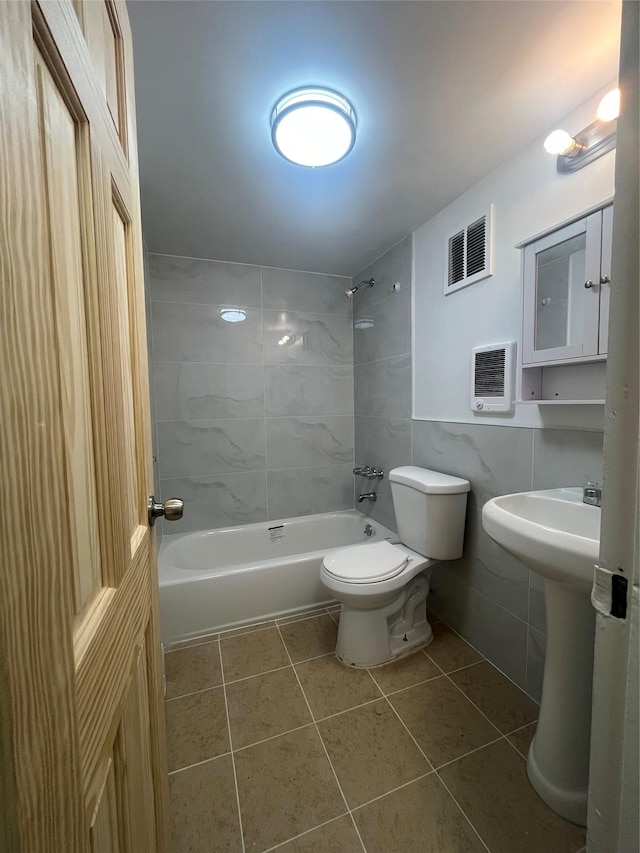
[335,572,432,667]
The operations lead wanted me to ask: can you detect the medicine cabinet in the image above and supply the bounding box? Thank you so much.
[519,201,612,405]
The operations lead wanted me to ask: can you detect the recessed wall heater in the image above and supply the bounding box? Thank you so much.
[471,342,516,414]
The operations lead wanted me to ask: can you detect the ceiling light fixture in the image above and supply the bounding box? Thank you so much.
[271,87,357,168]
[220,308,247,323]
[543,88,619,173]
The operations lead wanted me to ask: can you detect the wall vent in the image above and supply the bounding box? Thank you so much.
[471,341,515,414]
[445,205,494,294]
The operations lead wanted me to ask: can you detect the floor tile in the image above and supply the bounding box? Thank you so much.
[221,626,290,681]
[234,727,344,851]
[295,655,381,719]
[449,661,538,733]
[169,754,242,852]
[165,687,229,772]
[389,676,499,767]
[276,815,362,852]
[439,740,586,853]
[165,640,222,699]
[279,614,338,662]
[353,774,486,853]
[507,722,537,759]
[425,623,483,672]
[369,651,441,695]
[226,666,312,748]
[317,699,431,808]
[329,609,341,625]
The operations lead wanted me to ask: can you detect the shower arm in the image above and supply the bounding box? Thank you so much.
[345,278,375,299]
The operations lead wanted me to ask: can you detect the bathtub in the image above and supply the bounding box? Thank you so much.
[159,510,396,644]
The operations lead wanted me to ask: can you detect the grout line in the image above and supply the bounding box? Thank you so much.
[224,662,293,686]
[232,721,317,754]
[434,769,493,853]
[275,625,368,853]
[348,769,434,813]
[442,672,505,738]
[148,250,351,281]
[439,659,484,676]
[165,682,224,703]
[217,641,246,853]
[434,735,505,771]
[310,696,383,725]
[167,751,232,777]
[504,720,537,737]
[260,813,351,852]
[377,671,444,699]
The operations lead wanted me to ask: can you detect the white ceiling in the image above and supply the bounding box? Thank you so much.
[128,0,621,277]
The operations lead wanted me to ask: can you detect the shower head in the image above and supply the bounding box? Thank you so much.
[345,278,375,299]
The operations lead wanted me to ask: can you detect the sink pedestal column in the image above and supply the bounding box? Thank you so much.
[527,580,595,827]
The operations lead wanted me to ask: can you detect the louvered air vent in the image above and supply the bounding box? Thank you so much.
[471,342,515,414]
[445,205,494,294]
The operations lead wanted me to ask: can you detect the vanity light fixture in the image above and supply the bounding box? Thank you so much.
[543,88,619,173]
[220,308,247,323]
[271,87,357,168]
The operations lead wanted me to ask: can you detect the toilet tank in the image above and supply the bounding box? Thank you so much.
[389,466,470,560]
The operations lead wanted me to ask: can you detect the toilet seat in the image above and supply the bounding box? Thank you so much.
[323,541,410,584]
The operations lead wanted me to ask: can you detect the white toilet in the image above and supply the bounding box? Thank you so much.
[320,466,470,667]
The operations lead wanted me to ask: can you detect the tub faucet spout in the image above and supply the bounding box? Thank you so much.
[358,492,377,503]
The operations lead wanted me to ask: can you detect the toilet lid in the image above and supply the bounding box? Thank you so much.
[323,541,410,583]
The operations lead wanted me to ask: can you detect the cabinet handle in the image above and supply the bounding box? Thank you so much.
[584,280,596,289]
[600,274,611,284]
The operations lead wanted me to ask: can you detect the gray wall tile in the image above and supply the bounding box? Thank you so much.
[457,506,530,621]
[428,566,529,692]
[267,464,354,520]
[354,356,411,418]
[152,301,263,363]
[266,417,354,470]
[263,310,353,366]
[412,421,534,509]
[148,254,261,307]
[264,365,354,417]
[157,419,265,477]
[150,254,355,533]
[262,267,351,315]
[532,429,604,490]
[354,285,411,365]
[352,236,412,312]
[355,416,411,477]
[154,362,264,420]
[159,472,268,533]
[526,627,546,703]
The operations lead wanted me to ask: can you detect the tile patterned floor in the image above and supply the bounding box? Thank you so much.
[164,607,586,853]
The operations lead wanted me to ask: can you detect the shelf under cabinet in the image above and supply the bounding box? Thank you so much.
[518,398,605,406]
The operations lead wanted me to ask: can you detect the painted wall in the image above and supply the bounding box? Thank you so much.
[353,86,613,698]
[413,85,616,430]
[148,254,354,534]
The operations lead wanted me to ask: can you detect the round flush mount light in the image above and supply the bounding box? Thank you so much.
[271,87,357,168]
[220,308,247,323]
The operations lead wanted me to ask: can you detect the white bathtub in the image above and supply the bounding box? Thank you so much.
[159,510,396,643]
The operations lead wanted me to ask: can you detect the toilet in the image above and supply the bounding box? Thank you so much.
[320,466,470,667]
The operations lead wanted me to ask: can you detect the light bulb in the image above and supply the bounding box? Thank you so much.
[597,88,620,122]
[544,130,577,156]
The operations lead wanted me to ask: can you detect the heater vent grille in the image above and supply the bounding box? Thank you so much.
[471,342,515,414]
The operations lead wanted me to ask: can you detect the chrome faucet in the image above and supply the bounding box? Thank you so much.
[358,492,377,503]
[353,466,384,480]
[583,480,602,507]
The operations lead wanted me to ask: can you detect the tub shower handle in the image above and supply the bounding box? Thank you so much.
[364,469,384,480]
[148,495,184,527]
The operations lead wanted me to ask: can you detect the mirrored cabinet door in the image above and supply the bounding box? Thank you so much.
[522,210,605,364]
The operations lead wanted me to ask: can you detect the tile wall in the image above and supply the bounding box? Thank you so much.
[352,239,604,701]
[148,254,354,534]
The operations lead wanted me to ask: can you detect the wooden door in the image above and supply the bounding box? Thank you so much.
[0,1,170,850]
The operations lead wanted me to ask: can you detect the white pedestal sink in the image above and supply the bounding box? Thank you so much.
[482,487,601,827]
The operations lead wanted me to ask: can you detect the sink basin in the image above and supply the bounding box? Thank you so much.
[482,487,600,592]
[482,487,602,827]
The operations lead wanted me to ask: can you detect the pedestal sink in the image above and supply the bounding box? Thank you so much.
[482,487,601,827]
